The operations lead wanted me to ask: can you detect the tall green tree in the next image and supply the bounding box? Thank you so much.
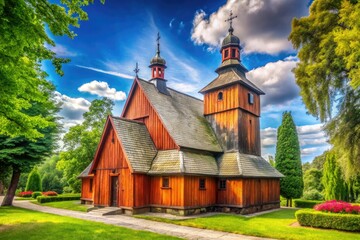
[322,152,348,201]
[39,155,64,193]
[275,112,303,206]
[0,89,59,206]
[25,167,42,192]
[57,98,114,192]
[304,168,323,192]
[0,0,103,139]
[289,0,360,178]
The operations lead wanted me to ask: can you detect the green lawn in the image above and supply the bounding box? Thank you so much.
[31,200,90,212]
[0,207,180,240]
[137,209,359,240]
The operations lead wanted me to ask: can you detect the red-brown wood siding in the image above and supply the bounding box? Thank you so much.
[204,84,260,116]
[184,176,217,207]
[81,177,93,200]
[134,174,150,207]
[242,178,280,207]
[150,176,184,206]
[92,126,133,207]
[217,179,243,205]
[238,110,261,155]
[123,84,177,150]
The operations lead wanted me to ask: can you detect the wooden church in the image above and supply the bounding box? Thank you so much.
[79,17,283,215]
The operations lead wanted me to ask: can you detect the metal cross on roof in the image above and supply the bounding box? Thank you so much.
[225,10,237,33]
[134,62,140,77]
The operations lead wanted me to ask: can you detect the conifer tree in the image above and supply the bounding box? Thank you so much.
[275,111,303,206]
[322,152,348,201]
[25,167,42,192]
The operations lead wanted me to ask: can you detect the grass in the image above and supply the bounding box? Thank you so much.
[0,207,180,240]
[137,209,360,240]
[31,200,90,212]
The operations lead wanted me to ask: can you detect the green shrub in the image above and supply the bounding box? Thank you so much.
[302,189,324,201]
[37,194,80,203]
[294,199,324,208]
[32,191,42,199]
[25,167,42,192]
[296,209,360,232]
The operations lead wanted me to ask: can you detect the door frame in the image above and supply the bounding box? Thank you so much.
[110,175,119,207]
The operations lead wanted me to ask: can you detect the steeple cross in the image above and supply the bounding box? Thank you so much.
[225,10,237,32]
[134,62,140,77]
[156,32,161,54]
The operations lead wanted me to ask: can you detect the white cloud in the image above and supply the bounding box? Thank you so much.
[191,0,308,54]
[78,80,126,101]
[48,44,78,57]
[169,18,175,28]
[54,91,91,121]
[76,65,134,79]
[247,58,299,107]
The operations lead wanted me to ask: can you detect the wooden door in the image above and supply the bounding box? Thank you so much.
[110,176,118,207]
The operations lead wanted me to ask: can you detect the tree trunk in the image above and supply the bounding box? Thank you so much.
[1,167,21,206]
[0,180,4,195]
[286,198,289,207]
[290,198,292,207]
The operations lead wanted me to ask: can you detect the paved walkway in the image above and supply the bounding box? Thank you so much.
[2,198,274,240]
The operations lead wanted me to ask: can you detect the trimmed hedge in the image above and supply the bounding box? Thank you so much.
[296,209,360,232]
[294,199,324,208]
[32,191,42,199]
[37,194,80,203]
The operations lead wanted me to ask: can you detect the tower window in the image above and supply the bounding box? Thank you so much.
[224,49,229,58]
[248,93,254,104]
[218,92,223,101]
[232,49,236,58]
[199,178,206,190]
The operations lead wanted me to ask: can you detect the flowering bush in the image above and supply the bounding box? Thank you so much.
[18,191,33,197]
[314,200,360,214]
[42,191,58,196]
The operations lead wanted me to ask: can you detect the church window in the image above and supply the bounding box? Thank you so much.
[232,49,236,58]
[199,178,206,190]
[162,177,169,188]
[218,92,223,101]
[248,93,254,104]
[219,179,226,190]
[224,49,229,58]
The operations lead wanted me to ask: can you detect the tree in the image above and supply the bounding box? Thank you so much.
[0,89,59,206]
[25,167,42,192]
[57,98,114,192]
[39,155,64,193]
[275,111,303,206]
[0,0,103,139]
[304,168,323,192]
[289,0,360,179]
[322,152,348,201]
[268,155,275,167]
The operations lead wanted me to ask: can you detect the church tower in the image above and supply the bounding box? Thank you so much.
[149,33,168,95]
[199,11,265,156]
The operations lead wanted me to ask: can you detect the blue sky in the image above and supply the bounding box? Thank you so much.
[47,0,329,162]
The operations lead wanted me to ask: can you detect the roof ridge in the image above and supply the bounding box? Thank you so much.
[111,116,145,125]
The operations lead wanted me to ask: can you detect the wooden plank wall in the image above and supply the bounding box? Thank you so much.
[122,84,177,150]
[217,179,243,205]
[81,177,93,199]
[204,84,260,116]
[238,110,261,155]
[242,178,280,207]
[150,176,184,206]
[184,176,217,207]
[134,174,150,207]
[92,126,133,207]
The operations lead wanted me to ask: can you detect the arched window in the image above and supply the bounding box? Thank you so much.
[218,92,223,101]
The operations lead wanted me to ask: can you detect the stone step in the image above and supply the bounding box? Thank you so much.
[87,207,123,216]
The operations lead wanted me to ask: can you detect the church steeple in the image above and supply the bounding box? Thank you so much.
[149,33,168,94]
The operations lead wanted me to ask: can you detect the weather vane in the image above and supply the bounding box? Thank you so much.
[225,10,237,32]
[134,62,140,77]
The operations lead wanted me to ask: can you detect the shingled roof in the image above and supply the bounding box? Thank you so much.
[137,78,222,153]
[112,117,157,173]
[148,150,218,175]
[78,162,93,178]
[218,152,283,178]
[199,67,264,94]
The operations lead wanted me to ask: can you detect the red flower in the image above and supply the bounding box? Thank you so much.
[314,200,359,214]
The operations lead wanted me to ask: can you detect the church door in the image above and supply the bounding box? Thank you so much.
[110,176,118,207]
